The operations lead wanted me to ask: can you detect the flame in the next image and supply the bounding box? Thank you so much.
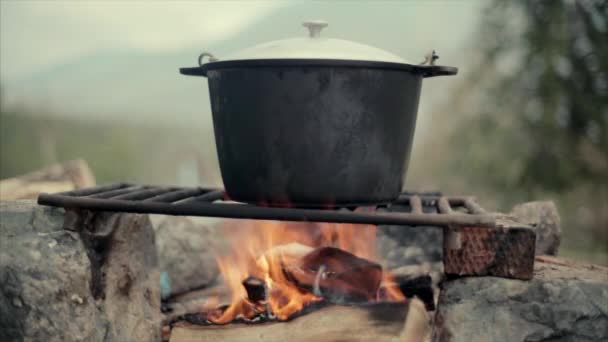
[209,219,405,323]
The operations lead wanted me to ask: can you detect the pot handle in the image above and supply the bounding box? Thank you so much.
[198,52,218,66]
[418,50,458,78]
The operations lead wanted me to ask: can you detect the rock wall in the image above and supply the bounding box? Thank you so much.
[434,257,608,342]
[0,201,161,342]
[151,215,219,299]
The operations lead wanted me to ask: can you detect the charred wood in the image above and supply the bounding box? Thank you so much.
[242,276,267,303]
[283,247,383,302]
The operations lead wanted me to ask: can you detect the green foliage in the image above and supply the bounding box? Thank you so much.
[436,0,608,263]
[460,0,607,192]
[0,109,218,186]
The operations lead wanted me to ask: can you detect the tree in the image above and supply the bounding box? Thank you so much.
[455,0,607,192]
[431,0,608,260]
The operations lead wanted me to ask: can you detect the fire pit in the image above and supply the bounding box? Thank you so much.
[37,182,537,284]
[15,19,601,342]
[34,182,543,341]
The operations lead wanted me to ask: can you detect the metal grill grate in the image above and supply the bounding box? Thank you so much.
[38,183,495,227]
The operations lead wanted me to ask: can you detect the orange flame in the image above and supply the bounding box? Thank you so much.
[209,219,405,323]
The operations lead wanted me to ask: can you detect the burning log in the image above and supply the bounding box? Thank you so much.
[171,242,403,326]
[284,247,383,302]
[161,283,231,326]
[388,273,435,311]
[169,299,431,342]
[242,276,267,302]
[258,242,314,271]
[162,271,436,327]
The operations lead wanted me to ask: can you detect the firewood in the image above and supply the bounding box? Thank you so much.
[258,242,314,266]
[162,283,231,325]
[382,273,435,311]
[283,247,383,302]
[243,242,312,278]
[169,299,430,342]
[242,276,267,302]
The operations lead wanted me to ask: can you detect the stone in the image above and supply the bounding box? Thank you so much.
[377,223,443,270]
[510,201,561,255]
[0,201,161,342]
[376,203,444,271]
[433,257,608,342]
[151,215,219,299]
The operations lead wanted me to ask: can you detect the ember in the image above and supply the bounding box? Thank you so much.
[207,220,405,323]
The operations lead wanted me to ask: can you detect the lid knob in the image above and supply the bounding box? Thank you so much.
[302,20,328,38]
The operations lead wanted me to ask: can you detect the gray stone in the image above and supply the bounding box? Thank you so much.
[376,203,443,271]
[0,201,161,342]
[510,201,561,255]
[151,215,219,298]
[433,258,608,342]
[377,224,443,270]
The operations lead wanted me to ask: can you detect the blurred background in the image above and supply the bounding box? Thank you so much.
[1,1,606,264]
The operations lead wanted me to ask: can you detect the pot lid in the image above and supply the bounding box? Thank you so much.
[181,20,458,78]
[218,20,411,64]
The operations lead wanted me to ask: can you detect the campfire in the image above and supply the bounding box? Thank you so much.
[205,220,404,324]
[2,2,606,341]
[2,169,605,341]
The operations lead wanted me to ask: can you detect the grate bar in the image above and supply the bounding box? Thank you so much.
[38,194,496,228]
[464,198,486,214]
[89,185,146,199]
[62,183,128,197]
[112,187,177,200]
[437,197,453,214]
[446,197,466,206]
[177,190,225,204]
[144,188,206,203]
[409,195,423,214]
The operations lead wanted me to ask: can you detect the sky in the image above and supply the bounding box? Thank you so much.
[0,0,484,128]
[0,0,287,79]
[0,0,483,80]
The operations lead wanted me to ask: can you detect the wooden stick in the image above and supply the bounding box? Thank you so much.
[242,276,266,302]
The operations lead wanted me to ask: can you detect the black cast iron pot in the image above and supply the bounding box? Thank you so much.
[181,21,457,207]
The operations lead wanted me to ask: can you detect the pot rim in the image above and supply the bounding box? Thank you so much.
[180,58,457,78]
